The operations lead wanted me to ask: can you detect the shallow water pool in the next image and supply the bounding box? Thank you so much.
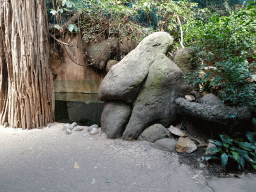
[55,92,104,126]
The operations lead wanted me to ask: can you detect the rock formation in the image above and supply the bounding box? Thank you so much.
[99,32,192,141]
[100,101,132,139]
[98,32,174,103]
[122,54,191,140]
[175,94,253,135]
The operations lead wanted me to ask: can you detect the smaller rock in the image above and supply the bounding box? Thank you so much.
[83,133,89,137]
[101,101,132,138]
[185,95,195,102]
[3,122,8,128]
[138,124,171,143]
[62,124,68,131]
[172,47,195,74]
[199,163,206,168]
[71,122,78,128]
[88,126,97,132]
[153,138,177,152]
[73,126,84,131]
[66,128,72,134]
[89,128,99,135]
[200,93,221,106]
[90,124,99,129]
[83,126,90,130]
[168,125,186,137]
[98,128,102,136]
[63,123,76,131]
[189,90,202,101]
[176,137,197,153]
[106,60,118,73]
[197,157,205,162]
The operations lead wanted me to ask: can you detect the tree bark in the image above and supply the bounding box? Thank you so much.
[0,0,54,129]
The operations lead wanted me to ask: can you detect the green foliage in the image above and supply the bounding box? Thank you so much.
[68,23,79,32]
[78,0,151,43]
[61,0,75,8]
[47,0,200,45]
[190,0,242,8]
[205,133,256,170]
[78,0,199,44]
[47,1,256,107]
[184,1,256,106]
[48,0,79,32]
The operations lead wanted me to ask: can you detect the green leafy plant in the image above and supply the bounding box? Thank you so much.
[79,0,199,45]
[184,0,256,107]
[47,0,205,47]
[49,0,79,32]
[205,132,256,171]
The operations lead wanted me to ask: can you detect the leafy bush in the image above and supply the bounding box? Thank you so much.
[47,1,256,107]
[190,0,242,8]
[205,133,256,171]
[47,0,200,47]
[184,1,256,106]
[48,0,80,32]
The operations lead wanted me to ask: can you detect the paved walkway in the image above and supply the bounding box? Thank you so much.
[0,123,255,192]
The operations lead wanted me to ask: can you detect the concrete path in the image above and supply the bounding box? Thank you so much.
[0,123,255,192]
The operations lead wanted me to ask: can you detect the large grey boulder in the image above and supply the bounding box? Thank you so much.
[122,54,192,141]
[137,124,171,143]
[100,101,132,139]
[98,32,174,103]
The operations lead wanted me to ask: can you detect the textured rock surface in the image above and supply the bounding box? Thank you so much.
[189,90,202,102]
[90,124,99,129]
[153,138,177,152]
[100,101,132,139]
[105,60,118,73]
[172,48,196,74]
[73,126,84,131]
[86,39,119,70]
[122,54,191,141]
[175,98,251,127]
[137,124,171,143]
[200,93,222,105]
[89,128,101,135]
[98,32,174,103]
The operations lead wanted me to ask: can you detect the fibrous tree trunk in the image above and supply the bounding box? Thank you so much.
[0,0,54,129]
